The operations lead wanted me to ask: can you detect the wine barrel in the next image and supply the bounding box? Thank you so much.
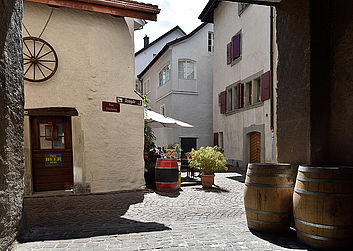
[155,158,178,191]
[244,163,294,232]
[293,165,353,249]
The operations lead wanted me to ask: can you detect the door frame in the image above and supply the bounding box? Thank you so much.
[243,124,265,167]
[24,107,78,194]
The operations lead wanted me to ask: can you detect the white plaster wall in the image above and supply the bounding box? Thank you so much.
[141,24,214,149]
[135,29,185,76]
[213,3,271,165]
[23,2,144,193]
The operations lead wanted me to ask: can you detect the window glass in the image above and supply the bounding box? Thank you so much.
[208,32,214,52]
[40,124,46,136]
[159,64,170,86]
[53,137,65,149]
[178,60,195,80]
[40,137,52,149]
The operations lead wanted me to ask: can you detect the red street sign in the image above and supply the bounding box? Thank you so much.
[116,97,142,106]
[102,101,120,113]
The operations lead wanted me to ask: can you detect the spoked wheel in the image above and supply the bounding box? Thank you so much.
[23,37,58,82]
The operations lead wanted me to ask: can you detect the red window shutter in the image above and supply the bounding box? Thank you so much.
[227,42,232,65]
[232,34,241,60]
[220,91,227,114]
[261,71,271,101]
[214,133,219,146]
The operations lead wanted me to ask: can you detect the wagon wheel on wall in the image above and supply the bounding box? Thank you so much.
[23,37,58,82]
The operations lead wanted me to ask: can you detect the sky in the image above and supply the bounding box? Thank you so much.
[134,0,209,52]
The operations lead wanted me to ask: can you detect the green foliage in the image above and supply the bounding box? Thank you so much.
[175,143,182,159]
[188,146,227,175]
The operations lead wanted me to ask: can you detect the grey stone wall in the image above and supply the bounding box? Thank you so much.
[330,1,353,165]
[0,0,24,250]
[275,0,311,165]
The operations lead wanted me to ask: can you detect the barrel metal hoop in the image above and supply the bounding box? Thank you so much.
[246,207,290,216]
[296,176,353,184]
[295,218,353,230]
[156,181,178,184]
[155,167,178,169]
[299,166,353,174]
[247,173,293,178]
[294,188,353,197]
[245,182,294,188]
[296,229,352,242]
[247,216,286,225]
[248,164,291,169]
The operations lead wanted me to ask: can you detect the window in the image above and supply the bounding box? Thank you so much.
[208,32,214,52]
[39,123,65,150]
[245,77,262,106]
[219,132,224,150]
[245,81,252,106]
[238,3,250,16]
[178,60,195,80]
[227,32,241,65]
[253,78,261,103]
[160,104,166,116]
[159,64,170,86]
[226,83,238,112]
[143,79,151,94]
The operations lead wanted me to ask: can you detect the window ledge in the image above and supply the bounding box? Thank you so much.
[231,56,242,67]
[225,102,263,116]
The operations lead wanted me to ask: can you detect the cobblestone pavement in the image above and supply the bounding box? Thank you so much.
[13,173,309,251]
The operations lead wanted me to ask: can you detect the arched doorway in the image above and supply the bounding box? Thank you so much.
[249,132,261,163]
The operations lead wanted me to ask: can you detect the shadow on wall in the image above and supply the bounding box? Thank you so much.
[18,190,170,242]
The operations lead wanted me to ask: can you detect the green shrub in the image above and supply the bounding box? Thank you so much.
[188,146,227,175]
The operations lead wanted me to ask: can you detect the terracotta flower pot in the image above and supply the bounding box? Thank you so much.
[201,174,214,188]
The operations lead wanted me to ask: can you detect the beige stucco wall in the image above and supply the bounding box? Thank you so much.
[23,2,144,193]
[213,2,271,167]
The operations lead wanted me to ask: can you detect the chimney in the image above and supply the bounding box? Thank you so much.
[144,35,149,48]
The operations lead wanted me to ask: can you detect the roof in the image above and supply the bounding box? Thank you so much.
[198,0,220,23]
[137,23,208,79]
[135,26,186,56]
[24,0,160,21]
[199,0,281,23]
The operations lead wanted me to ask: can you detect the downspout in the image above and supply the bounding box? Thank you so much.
[270,6,274,163]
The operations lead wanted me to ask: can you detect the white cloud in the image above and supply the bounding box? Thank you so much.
[134,0,209,52]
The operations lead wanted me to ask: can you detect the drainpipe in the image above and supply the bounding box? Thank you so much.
[270,6,274,163]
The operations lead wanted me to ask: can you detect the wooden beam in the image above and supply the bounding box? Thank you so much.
[25,107,79,116]
[24,0,159,21]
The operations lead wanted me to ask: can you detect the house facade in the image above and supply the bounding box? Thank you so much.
[22,0,159,195]
[138,23,214,154]
[135,26,186,78]
[200,1,272,168]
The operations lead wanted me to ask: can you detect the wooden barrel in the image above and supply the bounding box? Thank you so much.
[155,158,178,191]
[244,163,294,232]
[293,165,353,249]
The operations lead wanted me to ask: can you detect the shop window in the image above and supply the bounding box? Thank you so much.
[178,59,195,80]
[159,64,170,86]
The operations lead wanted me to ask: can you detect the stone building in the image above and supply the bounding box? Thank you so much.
[22,0,159,195]
[138,23,214,153]
[199,1,272,168]
[0,1,24,250]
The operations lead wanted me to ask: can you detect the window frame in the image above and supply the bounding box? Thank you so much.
[238,3,250,16]
[208,31,214,52]
[178,59,196,80]
[225,82,239,113]
[158,63,170,87]
[160,104,166,116]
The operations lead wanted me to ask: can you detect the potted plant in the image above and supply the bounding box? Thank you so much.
[188,146,227,187]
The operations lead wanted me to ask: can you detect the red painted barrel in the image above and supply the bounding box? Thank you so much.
[155,158,178,191]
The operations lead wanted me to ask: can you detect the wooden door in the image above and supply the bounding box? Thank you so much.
[31,116,73,192]
[249,132,261,163]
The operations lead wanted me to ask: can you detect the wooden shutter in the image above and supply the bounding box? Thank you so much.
[261,71,271,101]
[232,34,241,60]
[220,91,227,114]
[214,133,219,146]
[240,83,244,108]
[227,42,232,65]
